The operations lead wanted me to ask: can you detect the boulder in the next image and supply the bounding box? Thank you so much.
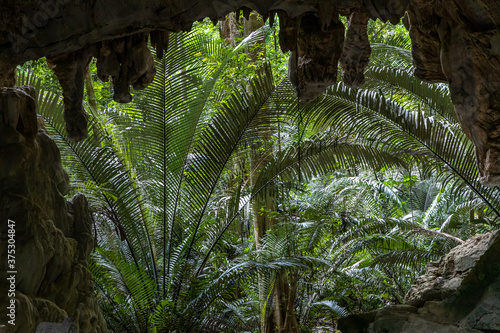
[338,231,500,333]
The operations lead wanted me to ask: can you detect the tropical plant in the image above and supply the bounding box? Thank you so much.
[20,22,278,332]
[19,17,500,333]
[214,22,500,331]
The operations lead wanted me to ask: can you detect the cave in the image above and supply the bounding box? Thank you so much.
[1,0,500,332]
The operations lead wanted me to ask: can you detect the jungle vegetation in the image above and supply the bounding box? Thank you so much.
[20,13,500,333]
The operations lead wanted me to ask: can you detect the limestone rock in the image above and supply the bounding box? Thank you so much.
[405,232,500,308]
[289,12,345,101]
[407,0,500,186]
[96,33,156,102]
[0,86,38,139]
[340,12,371,89]
[0,62,16,88]
[45,31,156,141]
[0,86,106,332]
[337,230,500,333]
[47,48,94,141]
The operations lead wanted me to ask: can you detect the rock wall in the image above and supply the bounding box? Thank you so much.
[0,86,106,332]
[407,0,500,187]
[338,230,500,333]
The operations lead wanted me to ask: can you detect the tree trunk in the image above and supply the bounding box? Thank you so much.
[224,11,299,332]
[84,68,102,142]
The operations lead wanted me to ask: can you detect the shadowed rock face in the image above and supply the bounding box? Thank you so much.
[289,13,345,101]
[45,32,157,141]
[0,87,106,332]
[0,0,500,183]
[407,0,500,186]
[47,48,94,141]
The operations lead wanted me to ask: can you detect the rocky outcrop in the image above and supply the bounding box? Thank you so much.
[0,87,106,332]
[286,12,345,101]
[340,12,371,89]
[406,0,500,187]
[338,230,500,333]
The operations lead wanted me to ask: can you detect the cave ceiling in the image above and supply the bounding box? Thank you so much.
[1,0,500,185]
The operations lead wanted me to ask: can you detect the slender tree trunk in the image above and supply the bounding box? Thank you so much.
[224,11,300,332]
[85,69,98,112]
[84,68,102,142]
[268,270,300,333]
[241,12,276,332]
[283,273,300,332]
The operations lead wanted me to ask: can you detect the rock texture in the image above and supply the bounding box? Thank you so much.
[340,12,371,89]
[0,87,106,332]
[338,230,500,333]
[406,0,500,187]
[286,12,345,101]
[45,32,157,141]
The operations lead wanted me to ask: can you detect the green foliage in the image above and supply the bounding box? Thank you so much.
[18,58,61,92]
[22,16,500,333]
